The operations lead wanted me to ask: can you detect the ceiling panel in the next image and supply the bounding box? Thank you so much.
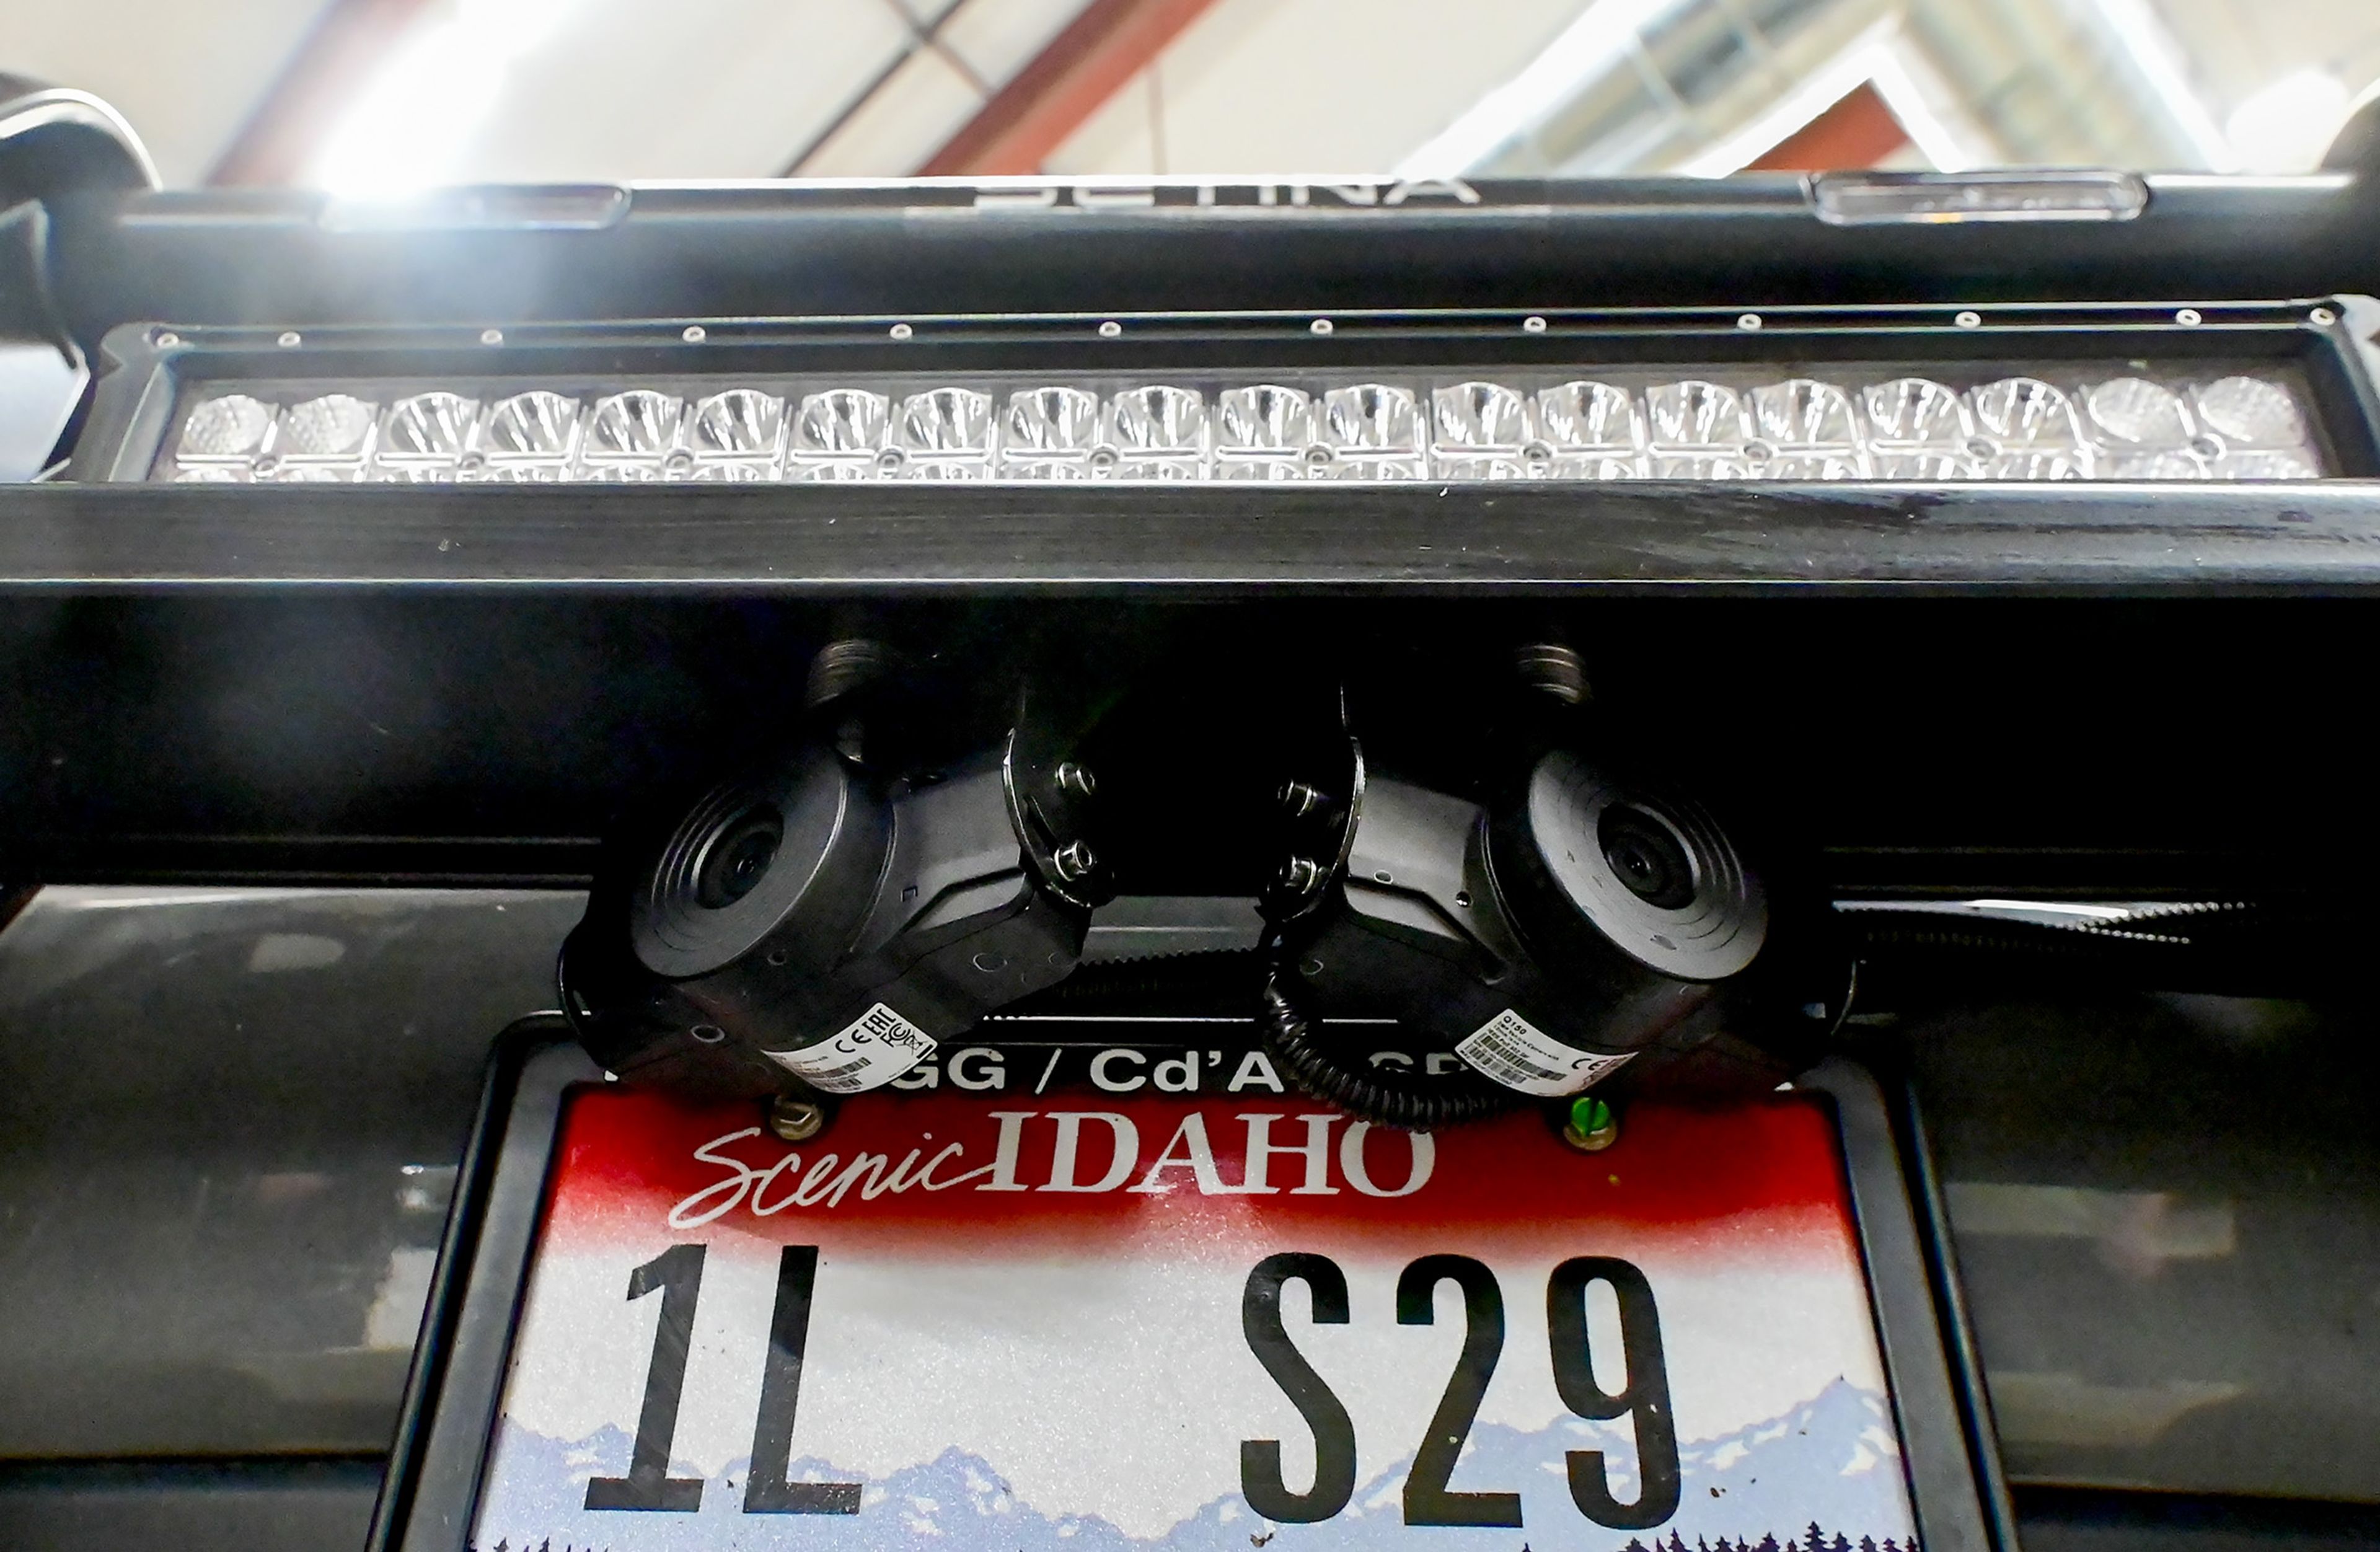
[938,0,1090,88]
[1,0,333,184]
[430,0,915,183]
[797,42,985,177]
[1045,0,1599,175]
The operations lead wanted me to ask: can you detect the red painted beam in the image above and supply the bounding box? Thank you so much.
[209,0,439,185]
[918,0,1222,177]
[1745,80,1911,172]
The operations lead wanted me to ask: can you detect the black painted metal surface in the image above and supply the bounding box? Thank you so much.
[1907,996,2380,1505]
[0,1457,384,1552]
[38,178,2380,346]
[2,481,2379,593]
[0,887,582,1458]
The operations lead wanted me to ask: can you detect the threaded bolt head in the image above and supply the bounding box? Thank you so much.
[1279,780,1326,817]
[767,1095,827,1143]
[1279,855,1323,893]
[1515,643,1589,705]
[1052,840,1098,881]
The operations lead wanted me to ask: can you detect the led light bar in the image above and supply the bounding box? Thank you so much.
[158,366,2327,484]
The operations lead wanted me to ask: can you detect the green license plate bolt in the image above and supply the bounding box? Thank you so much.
[1563,1095,1619,1153]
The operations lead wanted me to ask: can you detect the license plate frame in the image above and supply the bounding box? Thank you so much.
[369,1018,2006,1552]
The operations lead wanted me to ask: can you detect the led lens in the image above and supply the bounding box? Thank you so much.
[2080,377,2185,448]
[1217,386,1313,454]
[1647,382,1748,446]
[1537,382,1639,451]
[690,461,777,483]
[2210,448,2316,478]
[381,392,478,461]
[1316,384,1415,451]
[587,391,682,459]
[2107,451,2205,478]
[1004,388,1100,458]
[1976,378,2082,443]
[1107,386,1205,456]
[482,391,580,459]
[2193,376,2304,445]
[1973,378,2087,478]
[1753,380,1858,446]
[470,462,569,484]
[277,394,377,459]
[1863,379,1968,443]
[794,390,888,459]
[897,388,995,457]
[179,394,275,459]
[1434,381,1530,452]
[690,389,785,460]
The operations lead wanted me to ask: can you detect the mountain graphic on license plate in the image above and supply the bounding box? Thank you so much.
[472,1083,1918,1552]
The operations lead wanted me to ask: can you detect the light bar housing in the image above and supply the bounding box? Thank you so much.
[68,301,2380,486]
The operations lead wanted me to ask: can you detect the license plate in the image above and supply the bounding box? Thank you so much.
[421,1039,1966,1552]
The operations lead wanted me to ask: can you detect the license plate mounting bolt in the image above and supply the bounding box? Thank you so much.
[1562,1095,1620,1153]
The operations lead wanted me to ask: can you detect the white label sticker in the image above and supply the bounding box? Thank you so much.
[764,1003,938,1095]
[1455,1008,1634,1096]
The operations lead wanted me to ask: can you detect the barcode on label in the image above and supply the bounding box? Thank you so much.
[1463,1027,1568,1087]
[797,1054,874,1085]
[764,1002,938,1095]
[1454,1008,1633,1098]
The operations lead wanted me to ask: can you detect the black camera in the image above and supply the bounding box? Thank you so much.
[563,641,1776,1124]
[560,649,1106,1098]
[1258,656,1770,1126]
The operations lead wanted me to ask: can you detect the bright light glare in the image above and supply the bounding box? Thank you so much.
[2225,69,2353,174]
[309,0,574,196]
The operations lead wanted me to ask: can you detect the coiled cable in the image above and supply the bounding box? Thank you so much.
[1256,951,1520,1130]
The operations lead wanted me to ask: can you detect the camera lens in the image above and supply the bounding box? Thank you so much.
[1598,804,1695,910]
[695,806,783,909]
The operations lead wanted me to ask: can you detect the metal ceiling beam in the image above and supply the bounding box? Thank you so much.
[208,0,439,187]
[917,0,1222,176]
